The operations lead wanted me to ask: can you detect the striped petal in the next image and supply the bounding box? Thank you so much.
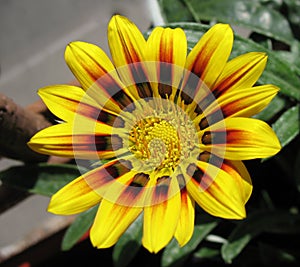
[186,160,248,219]
[65,41,114,90]
[91,170,151,247]
[48,159,133,215]
[108,15,151,98]
[146,27,187,99]
[37,85,121,124]
[65,41,135,113]
[184,24,233,91]
[200,117,281,160]
[143,176,181,253]
[198,84,279,129]
[28,122,127,159]
[48,171,102,215]
[90,199,143,248]
[212,52,267,97]
[174,187,195,246]
[225,160,252,204]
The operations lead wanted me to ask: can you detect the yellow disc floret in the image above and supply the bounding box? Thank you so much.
[129,117,181,171]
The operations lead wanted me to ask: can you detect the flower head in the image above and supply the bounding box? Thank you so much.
[28,15,281,253]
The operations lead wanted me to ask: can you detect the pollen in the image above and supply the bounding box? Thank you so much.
[124,98,200,173]
[129,118,181,171]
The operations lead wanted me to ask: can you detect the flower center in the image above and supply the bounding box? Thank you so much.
[129,117,181,171]
[118,98,200,174]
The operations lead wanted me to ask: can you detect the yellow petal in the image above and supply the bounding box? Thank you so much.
[201,84,279,124]
[185,24,233,89]
[38,85,105,123]
[49,159,134,216]
[213,52,267,96]
[28,120,120,159]
[65,41,135,114]
[174,188,195,246]
[225,160,252,204]
[146,27,187,99]
[90,200,142,248]
[200,117,281,160]
[186,160,247,219]
[108,15,149,99]
[142,177,181,253]
[48,174,101,215]
[65,41,114,90]
[108,15,146,67]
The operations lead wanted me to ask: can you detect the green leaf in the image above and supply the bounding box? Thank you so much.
[0,163,86,196]
[183,0,294,44]
[284,0,300,33]
[158,0,194,23]
[112,214,143,267]
[272,105,300,147]
[221,210,300,263]
[61,205,98,251]
[259,243,297,266]
[193,247,220,260]
[161,215,218,267]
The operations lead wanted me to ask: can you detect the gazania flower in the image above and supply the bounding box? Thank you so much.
[28,15,281,253]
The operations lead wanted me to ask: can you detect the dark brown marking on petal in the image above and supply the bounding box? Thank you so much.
[113,90,136,111]
[197,151,211,162]
[92,134,122,151]
[103,160,132,180]
[199,117,209,130]
[177,174,186,188]
[181,73,200,104]
[130,173,150,187]
[118,159,133,170]
[97,109,124,127]
[96,72,136,109]
[158,62,173,98]
[197,151,224,167]
[186,163,203,184]
[202,131,227,145]
[197,94,215,112]
[84,159,131,189]
[113,116,125,128]
[118,175,148,205]
[186,163,197,177]
[202,131,212,145]
[111,134,123,150]
[155,176,171,201]
[199,110,225,130]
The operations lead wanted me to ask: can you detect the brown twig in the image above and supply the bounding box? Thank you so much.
[0,93,51,163]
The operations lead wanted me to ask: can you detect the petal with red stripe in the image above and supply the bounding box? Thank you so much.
[184,24,233,97]
[146,27,187,99]
[174,186,195,246]
[108,15,151,98]
[212,52,267,97]
[186,160,248,219]
[200,117,281,160]
[65,41,136,113]
[142,176,181,253]
[28,122,127,160]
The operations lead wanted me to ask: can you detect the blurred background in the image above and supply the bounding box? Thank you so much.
[0,0,153,254]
